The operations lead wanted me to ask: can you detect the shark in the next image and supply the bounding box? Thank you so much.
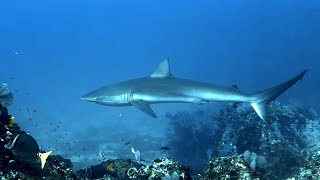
[81,59,308,120]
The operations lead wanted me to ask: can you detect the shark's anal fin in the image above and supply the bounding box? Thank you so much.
[130,100,157,118]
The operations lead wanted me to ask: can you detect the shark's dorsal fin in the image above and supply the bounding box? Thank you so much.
[150,59,173,78]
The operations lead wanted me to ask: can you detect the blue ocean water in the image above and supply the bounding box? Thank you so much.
[1,0,319,172]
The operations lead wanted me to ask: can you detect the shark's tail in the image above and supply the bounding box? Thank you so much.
[250,69,308,121]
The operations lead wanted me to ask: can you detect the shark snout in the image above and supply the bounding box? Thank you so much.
[80,95,97,102]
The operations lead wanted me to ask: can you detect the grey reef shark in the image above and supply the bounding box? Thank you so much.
[81,59,308,121]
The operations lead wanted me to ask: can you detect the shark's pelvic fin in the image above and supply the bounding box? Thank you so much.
[250,69,308,121]
[150,59,173,78]
[130,100,157,118]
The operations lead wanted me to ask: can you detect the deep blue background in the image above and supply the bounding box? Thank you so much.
[1,0,319,169]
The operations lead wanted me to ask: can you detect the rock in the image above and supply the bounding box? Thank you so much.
[199,153,267,180]
[291,149,320,179]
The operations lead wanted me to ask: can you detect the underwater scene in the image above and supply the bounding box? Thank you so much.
[1,0,320,179]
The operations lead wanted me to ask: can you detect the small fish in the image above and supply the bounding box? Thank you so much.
[131,147,141,163]
[8,116,15,128]
[107,164,114,171]
[98,149,106,160]
[33,109,36,112]
[160,146,170,151]
[5,133,52,169]
[125,141,130,145]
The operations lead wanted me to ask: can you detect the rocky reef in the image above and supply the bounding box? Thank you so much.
[198,153,267,180]
[1,101,320,179]
[0,117,192,179]
[167,102,320,179]
[76,157,192,179]
[0,122,76,179]
[292,149,320,179]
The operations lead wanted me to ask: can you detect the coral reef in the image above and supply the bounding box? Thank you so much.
[199,153,267,180]
[166,102,320,179]
[291,149,320,179]
[0,115,192,179]
[1,123,192,179]
[77,157,191,179]
[165,109,218,173]
[126,157,192,180]
[0,122,75,179]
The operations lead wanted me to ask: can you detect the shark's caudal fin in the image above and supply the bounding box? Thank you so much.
[250,69,308,121]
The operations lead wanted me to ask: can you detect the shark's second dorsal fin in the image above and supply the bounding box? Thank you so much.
[150,59,173,78]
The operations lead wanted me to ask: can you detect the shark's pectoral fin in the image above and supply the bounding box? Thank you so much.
[130,100,157,118]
